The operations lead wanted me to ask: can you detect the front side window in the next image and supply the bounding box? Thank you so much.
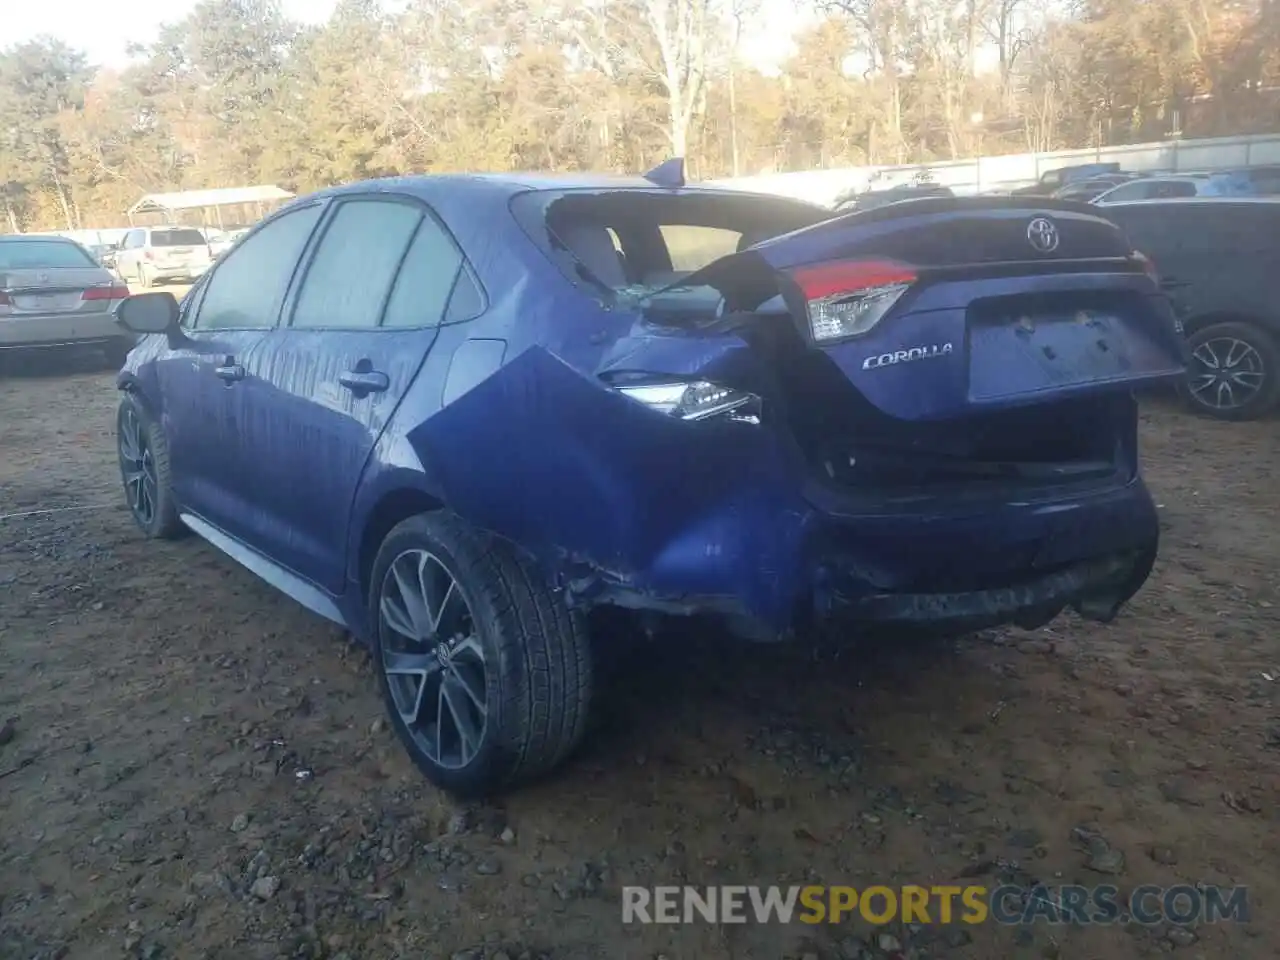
[194,205,323,330]
[1101,182,1147,203]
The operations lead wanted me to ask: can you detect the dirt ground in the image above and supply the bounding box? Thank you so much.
[1,358,1277,960]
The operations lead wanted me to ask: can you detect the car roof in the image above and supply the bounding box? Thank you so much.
[0,234,84,243]
[308,172,759,205]
[1121,175,1204,183]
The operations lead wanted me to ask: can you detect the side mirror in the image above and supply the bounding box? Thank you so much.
[115,292,180,334]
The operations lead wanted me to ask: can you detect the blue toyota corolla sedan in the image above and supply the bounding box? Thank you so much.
[113,164,1186,796]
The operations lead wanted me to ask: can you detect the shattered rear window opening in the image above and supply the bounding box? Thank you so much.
[511,189,828,302]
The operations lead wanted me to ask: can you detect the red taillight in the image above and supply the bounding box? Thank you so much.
[143,250,154,261]
[790,259,918,300]
[789,258,917,342]
[82,283,129,301]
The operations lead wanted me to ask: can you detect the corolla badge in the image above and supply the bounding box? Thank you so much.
[1026,217,1060,253]
[862,343,954,370]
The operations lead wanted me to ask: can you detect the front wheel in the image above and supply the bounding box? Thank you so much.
[117,395,185,539]
[369,512,593,798]
[1180,321,1280,421]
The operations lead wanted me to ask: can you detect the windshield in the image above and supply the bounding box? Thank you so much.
[512,189,828,300]
[151,228,208,247]
[0,240,98,270]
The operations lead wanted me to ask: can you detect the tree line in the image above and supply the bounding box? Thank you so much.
[2,0,1279,231]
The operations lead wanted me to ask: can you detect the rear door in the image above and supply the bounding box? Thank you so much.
[1107,203,1279,328]
[233,194,476,593]
[154,203,326,537]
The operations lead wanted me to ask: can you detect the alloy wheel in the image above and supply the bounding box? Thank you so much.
[1188,337,1266,412]
[377,549,488,770]
[118,406,158,526]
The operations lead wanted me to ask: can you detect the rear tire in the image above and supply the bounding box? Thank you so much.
[1180,321,1280,421]
[117,394,185,539]
[369,512,593,798]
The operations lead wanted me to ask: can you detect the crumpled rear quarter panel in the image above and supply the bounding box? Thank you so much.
[407,345,814,627]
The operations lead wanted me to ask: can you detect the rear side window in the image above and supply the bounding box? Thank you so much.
[151,229,208,247]
[1154,181,1197,199]
[382,216,471,328]
[292,200,424,329]
[196,205,323,330]
[0,240,97,269]
[444,269,484,323]
[1100,182,1148,202]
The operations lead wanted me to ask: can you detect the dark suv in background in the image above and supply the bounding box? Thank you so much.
[1101,198,1280,420]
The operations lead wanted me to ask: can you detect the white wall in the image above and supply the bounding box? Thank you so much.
[709,132,1280,206]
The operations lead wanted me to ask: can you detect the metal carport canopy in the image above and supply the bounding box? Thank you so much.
[126,185,294,216]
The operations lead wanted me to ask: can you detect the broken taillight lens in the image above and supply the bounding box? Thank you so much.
[615,380,762,424]
[789,259,917,343]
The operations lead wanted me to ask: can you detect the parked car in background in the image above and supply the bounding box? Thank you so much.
[215,227,251,258]
[835,183,955,212]
[1206,164,1280,196]
[1011,162,1122,196]
[1101,198,1280,420]
[1052,173,1140,202]
[1091,176,1225,204]
[114,226,213,288]
[112,174,1184,797]
[0,235,133,365]
[88,243,119,270]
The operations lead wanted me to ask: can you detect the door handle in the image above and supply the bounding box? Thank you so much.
[214,356,245,383]
[338,369,390,394]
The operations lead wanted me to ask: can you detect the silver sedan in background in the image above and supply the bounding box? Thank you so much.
[0,235,135,367]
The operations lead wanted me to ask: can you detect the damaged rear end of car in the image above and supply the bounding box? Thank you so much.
[427,190,1186,642]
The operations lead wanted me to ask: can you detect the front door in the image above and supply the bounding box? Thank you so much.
[231,195,477,594]
[156,202,326,541]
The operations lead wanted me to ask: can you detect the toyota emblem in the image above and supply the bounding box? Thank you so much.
[1026,217,1060,253]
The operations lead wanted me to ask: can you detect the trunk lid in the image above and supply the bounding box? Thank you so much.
[0,268,123,316]
[622,197,1185,422]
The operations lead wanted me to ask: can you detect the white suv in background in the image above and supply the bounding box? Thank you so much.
[114,226,213,288]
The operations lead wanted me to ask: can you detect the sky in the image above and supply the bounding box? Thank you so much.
[6,0,810,72]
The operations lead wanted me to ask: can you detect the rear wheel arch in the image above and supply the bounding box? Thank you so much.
[1180,310,1279,339]
[356,486,446,602]
[117,378,156,416]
